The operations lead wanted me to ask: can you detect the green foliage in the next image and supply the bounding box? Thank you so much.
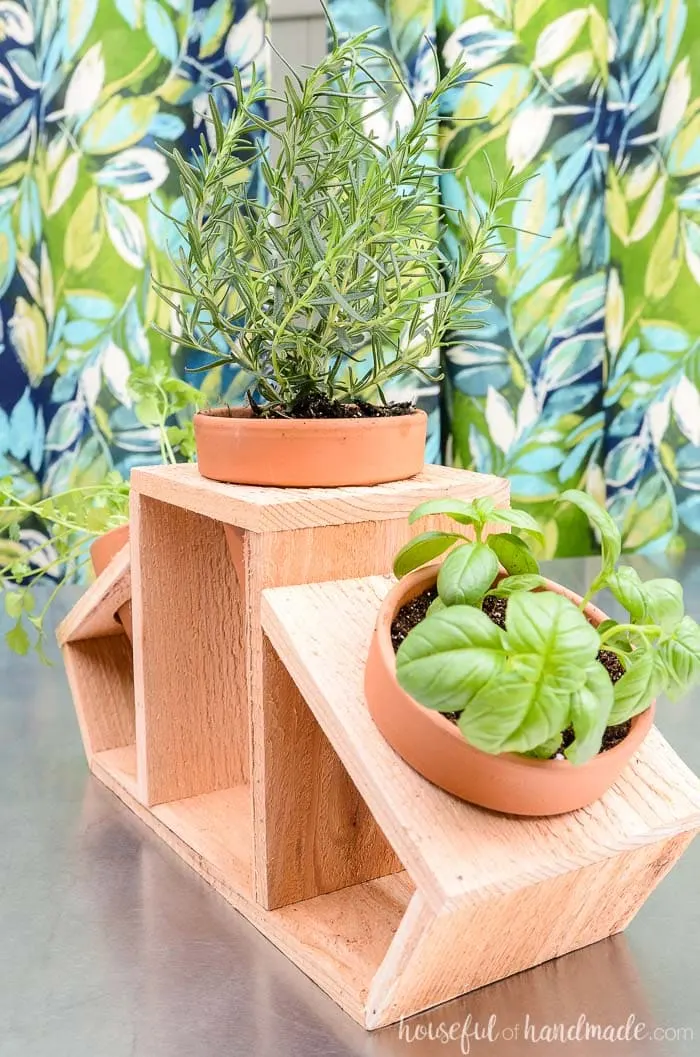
[393,494,542,577]
[1,472,129,662]
[396,604,506,714]
[486,533,539,576]
[437,543,499,607]
[128,363,205,462]
[155,13,522,411]
[1,366,202,660]
[565,665,614,765]
[486,574,548,597]
[556,489,620,600]
[392,489,700,766]
[392,530,464,579]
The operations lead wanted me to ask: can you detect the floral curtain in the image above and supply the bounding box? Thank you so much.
[0,0,267,515]
[331,0,700,557]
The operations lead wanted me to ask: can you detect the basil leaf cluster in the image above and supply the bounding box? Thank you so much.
[391,490,700,765]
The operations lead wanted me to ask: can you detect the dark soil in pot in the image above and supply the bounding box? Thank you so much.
[390,586,632,758]
[207,395,416,420]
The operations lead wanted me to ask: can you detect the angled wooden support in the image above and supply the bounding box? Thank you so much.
[58,545,137,797]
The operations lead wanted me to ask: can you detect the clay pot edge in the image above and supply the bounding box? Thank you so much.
[194,406,427,430]
[89,522,130,579]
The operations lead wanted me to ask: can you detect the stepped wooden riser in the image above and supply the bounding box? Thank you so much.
[58,464,700,1029]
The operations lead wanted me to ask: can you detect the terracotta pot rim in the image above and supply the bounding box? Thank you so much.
[378,564,652,773]
[193,404,428,487]
[195,407,427,429]
[89,522,130,579]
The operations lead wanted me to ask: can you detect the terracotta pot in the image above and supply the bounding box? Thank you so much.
[365,564,655,816]
[90,524,133,642]
[193,407,428,487]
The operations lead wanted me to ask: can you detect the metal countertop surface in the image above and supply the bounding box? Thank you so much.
[1,555,699,1057]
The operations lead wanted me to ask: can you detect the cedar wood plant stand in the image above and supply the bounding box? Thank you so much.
[58,463,700,1029]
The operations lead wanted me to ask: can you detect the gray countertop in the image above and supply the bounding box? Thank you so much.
[1,555,699,1057]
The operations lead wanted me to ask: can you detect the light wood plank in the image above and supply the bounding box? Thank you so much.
[255,637,401,908]
[152,785,254,898]
[261,575,700,913]
[131,462,510,533]
[131,494,249,806]
[249,515,490,909]
[92,744,138,798]
[57,545,130,645]
[63,635,135,758]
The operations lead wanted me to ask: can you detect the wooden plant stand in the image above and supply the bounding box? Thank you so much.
[59,464,700,1029]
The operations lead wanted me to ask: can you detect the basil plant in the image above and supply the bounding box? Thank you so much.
[392,491,700,765]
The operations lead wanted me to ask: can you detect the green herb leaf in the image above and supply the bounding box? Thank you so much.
[558,489,621,580]
[458,671,571,755]
[486,533,539,575]
[458,592,601,754]
[437,542,499,606]
[4,591,24,620]
[657,616,700,700]
[486,574,548,597]
[641,579,684,634]
[407,498,480,527]
[427,596,446,616]
[506,591,600,671]
[488,507,545,543]
[565,662,614,765]
[607,566,646,622]
[392,531,464,578]
[609,650,661,724]
[5,622,30,656]
[396,604,506,713]
[134,396,161,427]
[473,497,496,521]
[523,732,564,759]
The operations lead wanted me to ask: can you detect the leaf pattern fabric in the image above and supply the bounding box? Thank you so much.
[3,0,700,560]
[0,0,267,519]
[331,0,700,557]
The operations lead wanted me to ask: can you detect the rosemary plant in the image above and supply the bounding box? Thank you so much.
[155,13,523,414]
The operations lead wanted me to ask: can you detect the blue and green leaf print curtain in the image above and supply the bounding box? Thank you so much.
[331,0,700,557]
[0,0,267,510]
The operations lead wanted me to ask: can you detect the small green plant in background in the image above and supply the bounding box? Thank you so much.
[1,475,129,662]
[393,491,700,764]
[1,367,203,660]
[155,10,523,412]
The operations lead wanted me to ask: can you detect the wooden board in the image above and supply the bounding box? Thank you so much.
[245,505,513,909]
[63,634,135,759]
[131,462,510,532]
[57,545,130,645]
[131,493,249,806]
[260,575,700,914]
[92,744,138,798]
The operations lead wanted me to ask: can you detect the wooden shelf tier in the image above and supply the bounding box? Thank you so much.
[57,464,700,1028]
